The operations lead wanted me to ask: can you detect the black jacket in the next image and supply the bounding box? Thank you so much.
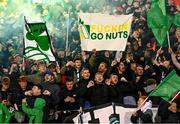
[158,100,179,123]
[85,83,109,107]
[59,87,80,110]
[131,109,153,123]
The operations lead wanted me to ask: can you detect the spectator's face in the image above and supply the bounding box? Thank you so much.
[98,63,107,73]
[136,66,144,76]
[133,31,140,39]
[82,70,90,79]
[44,74,54,82]
[38,64,46,73]
[19,81,27,90]
[95,74,104,84]
[31,65,38,71]
[14,56,22,63]
[133,1,140,8]
[126,53,134,61]
[110,75,118,84]
[168,102,177,113]
[118,62,125,72]
[163,60,170,69]
[75,60,81,69]
[32,86,41,96]
[66,81,74,91]
[104,51,110,58]
[2,84,9,91]
[58,50,65,58]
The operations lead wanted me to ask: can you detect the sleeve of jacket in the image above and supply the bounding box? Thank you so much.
[130,114,138,123]
[51,85,61,105]
[88,54,96,68]
[22,103,40,115]
[55,73,61,83]
[22,102,45,116]
[3,104,11,123]
[60,64,68,75]
[137,109,153,123]
[157,100,169,119]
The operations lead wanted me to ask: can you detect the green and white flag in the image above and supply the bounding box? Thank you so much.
[78,13,133,51]
[24,21,55,62]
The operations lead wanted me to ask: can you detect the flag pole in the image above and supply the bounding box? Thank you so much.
[137,96,149,110]
[44,23,60,68]
[167,31,171,49]
[65,7,70,56]
[169,91,180,103]
[22,16,26,71]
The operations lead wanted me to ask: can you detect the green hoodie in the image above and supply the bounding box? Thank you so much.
[0,103,11,123]
[22,98,46,124]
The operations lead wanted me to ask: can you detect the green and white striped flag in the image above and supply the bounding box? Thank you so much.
[24,20,55,62]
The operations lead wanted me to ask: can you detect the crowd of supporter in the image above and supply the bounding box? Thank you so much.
[0,0,180,123]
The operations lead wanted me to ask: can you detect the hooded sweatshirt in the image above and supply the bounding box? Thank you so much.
[22,98,46,123]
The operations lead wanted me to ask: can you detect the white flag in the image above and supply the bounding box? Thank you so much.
[24,21,55,62]
[78,13,133,51]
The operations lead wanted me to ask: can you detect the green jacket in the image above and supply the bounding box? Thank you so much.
[0,103,11,123]
[22,98,46,124]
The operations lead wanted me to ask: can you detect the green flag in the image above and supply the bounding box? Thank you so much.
[173,14,180,27]
[149,69,180,101]
[24,21,56,62]
[147,0,172,46]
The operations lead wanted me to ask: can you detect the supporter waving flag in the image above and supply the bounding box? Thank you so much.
[149,69,180,101]
[24,18,56,62]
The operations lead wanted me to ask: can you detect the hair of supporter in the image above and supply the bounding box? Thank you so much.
[139,96,147,101]
[81,67,90,74]
[1,76,10,86]
[146,78,156,85]
[66,78,74,84]
[100,62,108,68]
[34,84,43,92]
[18,75,27,82]
[136,64,143,68]
[110,73,118,77]
[73,57,82,62]
[47,63,56,69]
[37,61,46,67]
[95,72,103,76]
